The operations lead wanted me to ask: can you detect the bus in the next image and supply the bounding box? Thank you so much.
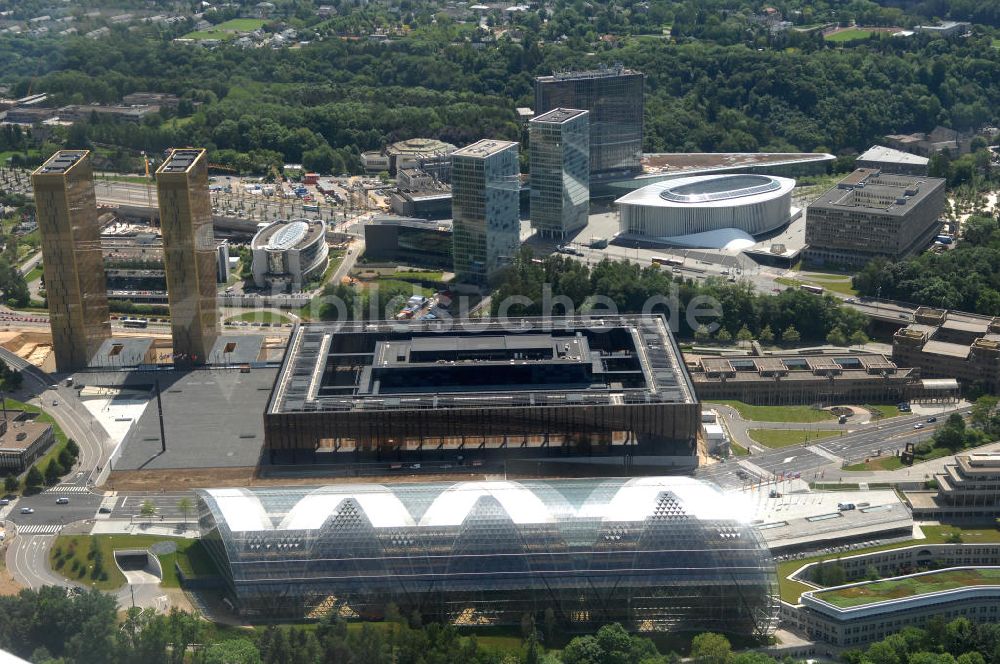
[651,256,683,267]
[121,317,149,329]
[799,284,824,295]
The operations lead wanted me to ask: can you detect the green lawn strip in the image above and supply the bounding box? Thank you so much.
[215,18,267,31]
[225,310,291,324]
[816,568,1000,607]
[843,456,905,471]
[393,270,445,283]
[777,526,1000,603]
[748,428,840,448]
[49,534,214,590]
[24,265,43,283]
[709,400,835,423]
[730,441,750,456]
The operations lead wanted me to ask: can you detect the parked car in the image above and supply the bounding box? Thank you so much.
[837,503,856,511]
[98,506,112,514]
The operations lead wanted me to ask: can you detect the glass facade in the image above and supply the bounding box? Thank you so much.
[32,151,111,371]
[530,109,590,239]
[198,477,778,636]
[156,148,219,365]
[451,140,520,285]
[535,67,644,177]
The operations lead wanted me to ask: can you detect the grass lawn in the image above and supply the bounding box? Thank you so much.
[843,456,905,471]
[866,404,901,420]
[49,534,216,591]
[393,270,445,283]
[225,310,291,324]
[24,264,43,283]
[730,441,750,456]
[710,400,835,423]
[777,526,1000,603]
[815,568,1000,607]
[183,18,266,40]
[748,428,840,448]
[825,28,874,42]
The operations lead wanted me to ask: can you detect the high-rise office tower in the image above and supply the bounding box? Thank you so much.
[451,140,520,284]
[32,150,111,372]
[530,108,590,239]
[534,65,644,177]
[156,148,218,365]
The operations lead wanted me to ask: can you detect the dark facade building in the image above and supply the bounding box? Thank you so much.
[804,169,946,268]
[535,66,644,177]
[156,148,219,365]
[197,477,778,634]
[264,316,699,471]
[364,216,453,268]
[32,150,111,371]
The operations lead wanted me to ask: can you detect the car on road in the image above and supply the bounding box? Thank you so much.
[0,498,9,506]
[837,502,856,511]
[98,506,112,514]
[55,497,69,504]
[20,507,34,514]
[914,423,925,429]
[927,416,937,423]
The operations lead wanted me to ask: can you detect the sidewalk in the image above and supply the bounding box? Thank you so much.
[824,440,1000,483]
[90,519,199,539]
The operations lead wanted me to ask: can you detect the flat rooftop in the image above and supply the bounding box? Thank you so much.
[269,316,696,414]
[531,108,588,124]
[809,169,945,216]
[452,139,518,159]
[920,339,971,359]
[640,152,834,176]
[536,66,641,82]
[0,417,50,452]
[34,149,88,175]
[158,148,205,174]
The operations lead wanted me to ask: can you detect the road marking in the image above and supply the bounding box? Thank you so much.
[810,446,843,463]
[46,485,91,494]
[782,456,796,463]
[17,524,62,534]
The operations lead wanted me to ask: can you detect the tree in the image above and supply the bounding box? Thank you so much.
[715,328,732,343]
[177,497,193,525]
[65,439,79,458]
[140,499,156,521]
[971,395,999,429]
[4,474,19,494]
[780,325,800,344]
[690,632,732,664]
[736,325,753,345]
[826,327,847,346]
[24,464,42,489]
[694,325,711,343]
[849,330,869,347]
[759,325,774,344]
[196,639,261,664]
[44,459,63,485]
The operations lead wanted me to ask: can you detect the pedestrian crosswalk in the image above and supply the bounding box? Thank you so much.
[47,485,91,494]
[17,524,62,535]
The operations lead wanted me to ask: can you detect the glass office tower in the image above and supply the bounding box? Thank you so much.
[156,148,218,365]
[198,477,779,636]
[534,65,644,177]
[451,140,520,285]
[530,108,590,239]
[32,150,111,371]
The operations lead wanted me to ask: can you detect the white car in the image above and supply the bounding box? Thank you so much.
[20,507,34,514]
[914,423,925,430]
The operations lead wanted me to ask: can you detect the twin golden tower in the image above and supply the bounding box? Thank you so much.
[32,149,219,372]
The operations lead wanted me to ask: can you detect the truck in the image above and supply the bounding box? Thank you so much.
[589,237,609,249]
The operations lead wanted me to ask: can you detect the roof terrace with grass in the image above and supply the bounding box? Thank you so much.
[803,567,1000,617]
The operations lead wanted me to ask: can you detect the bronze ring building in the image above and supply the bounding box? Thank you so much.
[263,315,700,473]
[197,477,779,634]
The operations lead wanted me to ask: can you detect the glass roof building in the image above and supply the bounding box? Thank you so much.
[197,477,778,636]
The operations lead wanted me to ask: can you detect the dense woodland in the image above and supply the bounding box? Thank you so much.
[488,250,869,343]
[0,0,998,174]
[854,214,1000,313]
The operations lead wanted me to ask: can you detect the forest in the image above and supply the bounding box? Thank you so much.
[853,214,1000,313]
[490,250,869,343]
[0,0,998,174]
